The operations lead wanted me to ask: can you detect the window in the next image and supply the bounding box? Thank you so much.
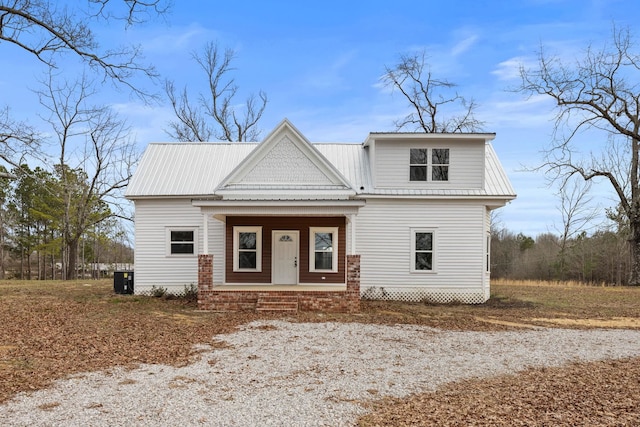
[167,228,197,255]
[409,148,450,182]
[309,227,338,272]
[233,226,262,272]
[409,148,428,181]
[432,148,449,181]
[411,229,435,272]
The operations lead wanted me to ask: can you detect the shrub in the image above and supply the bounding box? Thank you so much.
[183,284,198,302]
[149,285,167,298]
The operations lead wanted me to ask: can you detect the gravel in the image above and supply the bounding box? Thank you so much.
[2,320,640,426]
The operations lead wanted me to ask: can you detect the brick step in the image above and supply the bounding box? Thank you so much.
[256,295,299,312]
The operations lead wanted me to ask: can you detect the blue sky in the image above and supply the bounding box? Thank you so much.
[1,0,638,237]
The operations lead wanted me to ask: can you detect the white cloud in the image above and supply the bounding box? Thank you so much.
[139,23,219,54]
[451,34,479,56]
[482,93,556,129]
[299,50,358,91]
[491,56,541,81]
[110,102,175,144]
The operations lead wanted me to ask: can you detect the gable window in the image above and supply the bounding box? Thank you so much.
[432,148,449,181]
[233,226,262,272]
[309,227,338,272]
[409,148,450,182]
[167,228,197,255]
[411,229,435,272]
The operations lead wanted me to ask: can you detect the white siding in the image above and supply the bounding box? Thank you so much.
[133,199,225,293]
[356,198,487,302]
[373,139,484,190]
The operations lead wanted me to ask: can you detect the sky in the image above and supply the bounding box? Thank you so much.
[1,0,639,237]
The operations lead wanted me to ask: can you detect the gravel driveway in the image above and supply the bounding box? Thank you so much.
[2,320,640,426]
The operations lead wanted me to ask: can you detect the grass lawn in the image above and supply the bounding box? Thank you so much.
[1,279,639,425]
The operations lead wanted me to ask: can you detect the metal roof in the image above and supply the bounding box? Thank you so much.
[126,141,515,200]
[126,143,257,197]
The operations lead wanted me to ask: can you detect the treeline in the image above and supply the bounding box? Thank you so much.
[0,165,133,280]
[491,227,629,285]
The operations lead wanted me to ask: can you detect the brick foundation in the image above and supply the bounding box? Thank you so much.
[197,254,360,313]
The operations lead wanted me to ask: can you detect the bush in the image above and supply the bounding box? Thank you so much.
[149,285,167,298]
[183,284,198,302]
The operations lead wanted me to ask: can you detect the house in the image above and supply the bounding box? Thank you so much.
[125,119,516,312]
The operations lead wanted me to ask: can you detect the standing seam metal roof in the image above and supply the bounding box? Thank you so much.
[125,142,515,199]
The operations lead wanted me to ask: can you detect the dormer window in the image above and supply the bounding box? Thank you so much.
[409,148,428,181]
[432,148,449,181]
[409,148,449,182]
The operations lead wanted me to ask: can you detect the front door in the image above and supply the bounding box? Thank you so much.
[272,230,299,284]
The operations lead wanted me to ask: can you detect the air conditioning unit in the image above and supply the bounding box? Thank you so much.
[114,271,134,294]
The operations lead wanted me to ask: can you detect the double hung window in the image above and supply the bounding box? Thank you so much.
[409,148,428,181]
[431,148,449,181]
[411,229,435,272]
[309,227,338,272]
[233,226,262,271]
[167,228,196,255]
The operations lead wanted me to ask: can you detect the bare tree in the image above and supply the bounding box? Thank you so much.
[0,107,40,169]
[517,25,640,285]
[36,70,136,279]
[383,50,485,133]
[553,177,599,279]
[165,42,268,142]
[0,0,166,171]
[0,0,166,99]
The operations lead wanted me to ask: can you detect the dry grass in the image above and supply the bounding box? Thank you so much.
[0,279,262,402]
[0,279,639,426]
[358,358,640,426]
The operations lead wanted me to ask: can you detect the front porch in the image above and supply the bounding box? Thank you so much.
[197,254,361,312]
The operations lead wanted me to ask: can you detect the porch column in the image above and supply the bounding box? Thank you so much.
[347,214,357,255]
[202,213,209,254]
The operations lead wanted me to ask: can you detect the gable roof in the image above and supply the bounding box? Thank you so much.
[215,119,355,199]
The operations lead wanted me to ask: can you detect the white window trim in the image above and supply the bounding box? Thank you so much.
[309,227,339,273]
[166,227,198,257]
[410,228,436,273]
[233,226,262,272]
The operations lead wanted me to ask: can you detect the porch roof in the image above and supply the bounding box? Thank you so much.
[192,199,365,221]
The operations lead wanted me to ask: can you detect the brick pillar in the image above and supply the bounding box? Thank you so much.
[198,254,213,307]
[346,254,360,311]
[346,255,360,291]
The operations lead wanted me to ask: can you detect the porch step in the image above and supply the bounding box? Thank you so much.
[256,294,299,313]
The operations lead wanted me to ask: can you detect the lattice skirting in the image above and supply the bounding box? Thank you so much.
[360,286,488,304]
[134,285,488,304]
[133,284,197,297]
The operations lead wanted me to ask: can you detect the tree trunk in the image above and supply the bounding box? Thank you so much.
[631,134,640,286]
[66,239,78,280]
[629,214,640,286]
